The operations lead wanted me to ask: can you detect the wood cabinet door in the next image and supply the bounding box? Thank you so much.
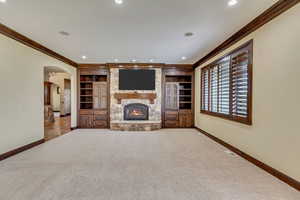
[79,115,93,128]
[94,110,108,128]
[165,83,179,110]
[165,121,179,128]
[93,82,107,109]
[179,111,193,128]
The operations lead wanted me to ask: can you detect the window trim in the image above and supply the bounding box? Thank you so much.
[200,40,253,125]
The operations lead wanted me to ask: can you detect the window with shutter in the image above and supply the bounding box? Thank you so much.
[200,40,252,125]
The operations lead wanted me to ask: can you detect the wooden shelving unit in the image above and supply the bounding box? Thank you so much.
[80,75,107,110]
[78,67,109,128]
[163,70,194,128]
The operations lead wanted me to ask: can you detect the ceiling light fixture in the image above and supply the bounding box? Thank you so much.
[82,56,87,60]
[181,56,187,60]
[150,59,154,63]
[228,0,238,7]
[114,59,119,62]
[0,0,7,3]
[132,59,137,62]
[115,0,123,5]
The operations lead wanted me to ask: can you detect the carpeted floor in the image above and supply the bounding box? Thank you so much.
[0,129,299,200]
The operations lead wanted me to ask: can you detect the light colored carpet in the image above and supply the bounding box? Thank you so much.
[0,129,299,200]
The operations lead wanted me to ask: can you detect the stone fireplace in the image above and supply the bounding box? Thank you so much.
[124,103,149,121]
[110,67,162,131]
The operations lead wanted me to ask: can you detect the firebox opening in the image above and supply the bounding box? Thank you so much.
[124,103,149,120]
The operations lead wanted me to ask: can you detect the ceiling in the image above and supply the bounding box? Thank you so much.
[0,0,278,64]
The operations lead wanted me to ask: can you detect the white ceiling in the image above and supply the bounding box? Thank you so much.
[0,0,278,64]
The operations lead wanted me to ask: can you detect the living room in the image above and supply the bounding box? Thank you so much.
[0,0,299,199]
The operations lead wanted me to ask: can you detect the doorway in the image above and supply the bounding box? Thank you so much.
[44,67,72,141]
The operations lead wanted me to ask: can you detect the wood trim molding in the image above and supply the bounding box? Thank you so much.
[165,64,193,69]
[114,92,157,104]
[0,23,77,68]
[0,139,45,161]
[78,64,107,69]
[195,127,300,191]
[71,127,78,131]
[193,0,300,68]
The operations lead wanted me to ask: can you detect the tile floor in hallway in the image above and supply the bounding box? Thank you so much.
[0,129,299,200]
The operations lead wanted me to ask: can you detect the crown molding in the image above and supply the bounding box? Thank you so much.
[0,23,78,68]
[193,0,300,69]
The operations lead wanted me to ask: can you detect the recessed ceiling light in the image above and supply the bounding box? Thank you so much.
[115,0,123,5]
[0,0,7,3]
[185,32,194,37]
[228,0,238,7]
[132,59,137,62]
[150,59,154,63]
[114,59,119,62]
[181,56,187,60]
[82,56,87,60]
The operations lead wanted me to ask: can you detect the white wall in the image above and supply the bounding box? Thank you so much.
[49,72,71,115]
[0,34,77,155]
[195,4,300,181]
[51,84,60,112]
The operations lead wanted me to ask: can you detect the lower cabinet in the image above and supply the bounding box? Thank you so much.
[164,110,193,128]
[79,110,108,128]
[179,110,193,128]
[79,114,93,128]
[93,110,108,128]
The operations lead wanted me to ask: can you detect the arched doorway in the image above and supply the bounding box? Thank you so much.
[44,66,72,141]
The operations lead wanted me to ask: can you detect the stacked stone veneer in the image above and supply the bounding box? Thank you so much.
[110,67,162,131]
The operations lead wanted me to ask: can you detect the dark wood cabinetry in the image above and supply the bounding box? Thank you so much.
[163,68,194,128]
[78,66,109,128]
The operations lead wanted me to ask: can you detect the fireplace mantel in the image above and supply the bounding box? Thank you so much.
[114,92,157,104]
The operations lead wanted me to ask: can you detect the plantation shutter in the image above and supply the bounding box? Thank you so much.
[201,69,209,111]
[218,57,230,115]
[200,40,252,125]
[230,47,251,122]
[210,65,218,112]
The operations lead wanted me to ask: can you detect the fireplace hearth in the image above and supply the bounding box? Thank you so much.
[124,103,149,120]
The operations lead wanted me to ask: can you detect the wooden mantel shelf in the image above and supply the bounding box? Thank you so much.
[114,92,157,104]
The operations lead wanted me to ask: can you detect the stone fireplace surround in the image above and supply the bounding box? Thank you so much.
[110,67,162,131]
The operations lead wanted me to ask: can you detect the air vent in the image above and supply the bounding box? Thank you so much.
[225,150,238,157]
[59,31,70,36]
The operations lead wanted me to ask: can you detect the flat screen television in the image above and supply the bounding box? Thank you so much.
[119,69,155,90]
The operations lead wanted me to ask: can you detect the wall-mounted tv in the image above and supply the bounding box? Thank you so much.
[119,69,155,90]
